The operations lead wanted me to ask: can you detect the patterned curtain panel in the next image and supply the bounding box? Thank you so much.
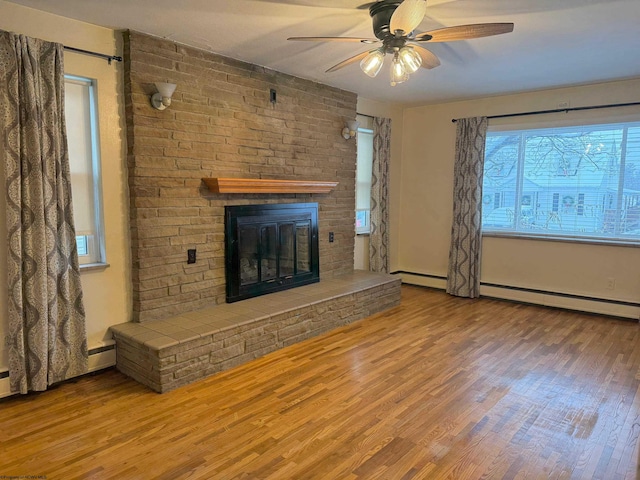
[446,117,488,298]
[1,32,88,394]
[369,116,391,273]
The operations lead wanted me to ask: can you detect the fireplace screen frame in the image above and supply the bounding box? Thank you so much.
[224,203,320,303]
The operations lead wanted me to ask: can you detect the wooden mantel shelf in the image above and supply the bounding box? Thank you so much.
[202,177,338,194]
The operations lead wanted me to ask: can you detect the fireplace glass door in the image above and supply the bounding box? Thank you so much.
[225,203,319,302]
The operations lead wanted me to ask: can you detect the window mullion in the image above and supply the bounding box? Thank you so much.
[514,133,526,231]
[614,127,629,235]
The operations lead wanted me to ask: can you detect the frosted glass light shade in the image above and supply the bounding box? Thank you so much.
[151,82,177,110]
[155,82,177,98]
[342,120,361,139]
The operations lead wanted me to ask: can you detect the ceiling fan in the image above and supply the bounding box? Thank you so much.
[287,0,514,86]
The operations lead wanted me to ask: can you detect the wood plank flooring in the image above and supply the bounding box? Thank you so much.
[2,285,640,479]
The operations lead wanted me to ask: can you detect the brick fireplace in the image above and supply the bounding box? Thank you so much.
[124,31,358,323]
[113,31,402,392]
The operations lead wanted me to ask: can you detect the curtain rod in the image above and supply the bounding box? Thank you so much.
[63,46,122,65]
[451,101,640,123]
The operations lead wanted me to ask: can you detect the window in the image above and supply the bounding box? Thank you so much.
[65,75,105,264]
[494,192,502,209]
[356,116,374,234]
[552,193,560,213]
[482,120,640,243]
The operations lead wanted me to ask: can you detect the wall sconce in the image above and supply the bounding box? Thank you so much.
[151,82,177,110]
[342,120,360,140]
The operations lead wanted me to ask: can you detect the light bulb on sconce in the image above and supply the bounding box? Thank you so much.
[342,120,360,140]
[151,82,177,110]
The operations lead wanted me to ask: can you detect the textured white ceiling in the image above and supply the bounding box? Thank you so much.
[6,0,640,105]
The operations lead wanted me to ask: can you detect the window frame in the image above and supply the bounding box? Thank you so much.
[481,119,640,247]
[65,74,107,266]
[355,123,374,235]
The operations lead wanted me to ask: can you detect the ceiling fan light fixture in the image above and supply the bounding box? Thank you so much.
[398,46,422,74]
[287,3,514,89]
[360,49,385,78]
[390,53,408,87]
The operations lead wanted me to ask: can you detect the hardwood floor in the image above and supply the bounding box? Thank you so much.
[2,285,640,479]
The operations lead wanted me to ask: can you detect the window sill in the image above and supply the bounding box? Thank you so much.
[79,262,110,272]
[482,231,640,248]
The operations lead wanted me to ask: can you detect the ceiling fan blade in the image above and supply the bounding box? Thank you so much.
[389,0,427,35]
[288,36,379,44]
[326,51,372,73]
[410,45,441,69]
[414,23,514,42]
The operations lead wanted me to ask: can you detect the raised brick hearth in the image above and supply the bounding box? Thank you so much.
[110,272,401,392]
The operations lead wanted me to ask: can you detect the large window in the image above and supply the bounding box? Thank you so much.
[65,75,105,264]
[482,120,640,243]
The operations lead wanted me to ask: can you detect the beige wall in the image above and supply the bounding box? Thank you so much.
[0,1,130,371]
[355,97,404,272]
[399,78,640,308]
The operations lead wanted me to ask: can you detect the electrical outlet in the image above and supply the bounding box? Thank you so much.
[187,249,196,264]
[606,277,616,290]
[329,232,334,243]
[558,101,570,109]
[4,336,10,347]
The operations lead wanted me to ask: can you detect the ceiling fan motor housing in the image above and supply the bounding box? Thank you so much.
[369,0,403,40]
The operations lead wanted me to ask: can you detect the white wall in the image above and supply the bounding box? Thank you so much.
[0,1,131,372]
[355,97,404,272]
[399,78,640,314]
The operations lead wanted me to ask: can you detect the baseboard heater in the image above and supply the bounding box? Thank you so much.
[393,270,640,320]
[0,343,116,399]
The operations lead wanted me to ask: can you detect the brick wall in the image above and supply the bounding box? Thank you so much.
[124,31,358,322]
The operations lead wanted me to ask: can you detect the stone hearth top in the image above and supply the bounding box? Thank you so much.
[110,271,399,352]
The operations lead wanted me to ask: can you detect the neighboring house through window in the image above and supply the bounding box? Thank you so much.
[65,75,105,265]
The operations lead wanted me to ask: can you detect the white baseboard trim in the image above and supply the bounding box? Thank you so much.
[397,272,640,320]
[480,285,640,320]
[0,341,116,400]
